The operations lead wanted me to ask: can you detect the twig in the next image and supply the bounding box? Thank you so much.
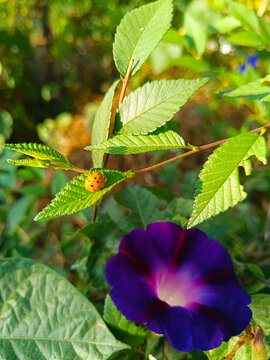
[98,59,135,221]
[92,202,98,223]
[104,58,135,169]
[221,325,254,360]
[118,58,134,107]
[134,124,270,176]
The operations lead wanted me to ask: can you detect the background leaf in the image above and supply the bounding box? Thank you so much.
[188,133,267,228]
[227,31,262,47]
[35,168,132,221]
[2,143,71,167]
[103,295,148,347]
[250,294,270,333]
[84,216,125,289]
[224,75,270,101]
[183,13,207,56]
[114,185,169,230]
[86,130,185,154]
[228,1,259,32]
[113,0,173,76]
[91,80,119,167]
[119,78,208,135]
[212,16,241,34]
[0,257,126,360]
[206,337,255,360]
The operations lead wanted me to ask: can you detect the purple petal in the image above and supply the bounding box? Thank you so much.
[195,293,252,336]
[173,228,236,281]
[146,222,185,268]
[188,305,230,350]
[106,252,168,323]
[239,64,246,74]
[247,54,259,69]
[119,227,165,281]
[195,275,251,306]
[119,223,186,281]
[147,306,193,352]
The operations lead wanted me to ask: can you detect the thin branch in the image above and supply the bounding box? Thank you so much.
[69,167,89,174]
[53,165,89,174]
[118,58,134,107]
[134,124,270,176]
[92,202,98,223]
[221,328,254,360]
[103,58,134,170]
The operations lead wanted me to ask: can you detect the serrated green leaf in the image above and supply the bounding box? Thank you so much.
[35,168,133,221]
[188,133,267,228]
[7,158,51,168]
[224,75,270,101]
[113,0,173,76]
[2,143,71,167]
[0,257,126,360]
[91,80,119,167]
[103,295,148,347]
[119,78,208,135]
[85,130,185,154]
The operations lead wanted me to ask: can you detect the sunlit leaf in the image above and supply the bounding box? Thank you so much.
[224,75,270,101]
[7,158,51,168]
[91,80,119,167]
[35,168,133,221]
[85,130,185,154]
[188,133,267,228]
[1,143,71,167]
[113,0,173,76]
[119,78,208,135]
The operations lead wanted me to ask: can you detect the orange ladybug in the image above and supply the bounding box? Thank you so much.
[84,171,107,192]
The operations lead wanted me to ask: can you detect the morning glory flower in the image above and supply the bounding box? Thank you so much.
[239,54,259,74]
[105,222,252,352]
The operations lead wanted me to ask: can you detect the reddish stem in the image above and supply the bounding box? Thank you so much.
[92,58,134,223]
[118,58,134,107]
[134,124,270,176]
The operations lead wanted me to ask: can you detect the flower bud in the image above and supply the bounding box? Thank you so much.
[253,326,268,360]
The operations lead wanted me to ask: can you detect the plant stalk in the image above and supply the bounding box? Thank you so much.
[134,124,270,176]
[92,58,134,223]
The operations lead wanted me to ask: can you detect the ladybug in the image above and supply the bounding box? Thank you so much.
[84,171,107,192]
